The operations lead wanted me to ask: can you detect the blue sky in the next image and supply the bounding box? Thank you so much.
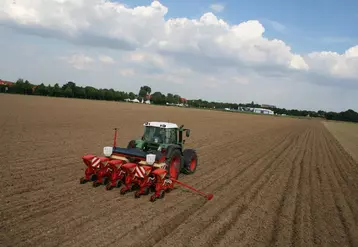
[125,0,358,53]
[0,0,357,111]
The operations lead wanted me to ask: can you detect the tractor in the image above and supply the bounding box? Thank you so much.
[125,121,198,178]
[79,122,212,201]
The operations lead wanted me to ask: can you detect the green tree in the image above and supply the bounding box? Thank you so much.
[128,92,136,99]
[51,83,62,97]
[85,86,98,99]
[34,83,48,96]
[138,85,151,98]
[63,87,73,97]
[166,93,175,104]
[151,92,166,104]
[75,87,86,98]
[173,94,180,104]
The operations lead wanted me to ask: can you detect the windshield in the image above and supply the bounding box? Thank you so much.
[143,126,177,144]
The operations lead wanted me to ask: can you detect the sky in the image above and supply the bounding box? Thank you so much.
[0,0,357,112]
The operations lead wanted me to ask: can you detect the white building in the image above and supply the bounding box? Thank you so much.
[251,107,274,115]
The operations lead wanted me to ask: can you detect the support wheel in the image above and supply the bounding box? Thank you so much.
[102,177,109,185]
[120,188,127,195]
[90,174,97,181]
[115,180,122,188]
[105,184,113,191]
[80,177,87,184]
[150,194,157,202]
[143,187,150,195]
[131,184,139,191]
[93,181,100,187]
[159,190,165,199]
[134,191,141,198]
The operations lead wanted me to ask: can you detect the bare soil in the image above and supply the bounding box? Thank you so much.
[1,94,358,247]
[323,121,358,163]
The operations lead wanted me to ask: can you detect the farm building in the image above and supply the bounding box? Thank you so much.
[261,104,276,108]
[0,79,14,92]
[251,107,274,115]
[0,79,14,86]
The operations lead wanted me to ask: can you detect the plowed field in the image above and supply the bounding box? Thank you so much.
[1,94,358,247]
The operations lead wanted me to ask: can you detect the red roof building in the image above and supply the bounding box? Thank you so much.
[180,97,187,103]
[0,80,14,86]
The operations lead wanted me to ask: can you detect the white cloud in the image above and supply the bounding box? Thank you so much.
[98,55,115,64]
[119,68,134,77]
[0,0,357,111]
[305,46,358,79]
[60,54,95,70]
[210,3,225,13]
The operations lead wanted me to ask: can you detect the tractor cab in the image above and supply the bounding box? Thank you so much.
[141,122,190,151]
[142,122,178,144]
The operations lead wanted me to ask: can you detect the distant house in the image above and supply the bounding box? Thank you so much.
[144,94,151,104]
[261,104,276,108]
[251,107,274,115]
[0,79,14,92]
[0,79,14,86]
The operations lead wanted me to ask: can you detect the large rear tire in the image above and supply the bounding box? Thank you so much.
[166,149,183,180]
[182,149,198,175]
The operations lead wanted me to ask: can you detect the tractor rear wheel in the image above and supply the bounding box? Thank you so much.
[182,149,198,175]
[166,149,183,180]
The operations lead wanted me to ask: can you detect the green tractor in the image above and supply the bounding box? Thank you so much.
[119,121,198,179]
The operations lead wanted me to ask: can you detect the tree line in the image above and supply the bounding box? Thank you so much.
[1,78,357,123]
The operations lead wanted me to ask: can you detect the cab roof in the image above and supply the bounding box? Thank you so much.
[143,121,178,129]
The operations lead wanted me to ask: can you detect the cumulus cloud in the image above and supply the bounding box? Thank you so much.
[98,55,115,64]
[0,0,357,110]
[60,54,95,70]
[305,46,358,79]
[119,68,134,77]
[210,3,225,13]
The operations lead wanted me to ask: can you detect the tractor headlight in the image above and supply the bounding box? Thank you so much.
[103,146,113,157]
[146,154,156,165]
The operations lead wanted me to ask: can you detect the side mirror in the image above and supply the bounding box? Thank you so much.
[186,129,190,137]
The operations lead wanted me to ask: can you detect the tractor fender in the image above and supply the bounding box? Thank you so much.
[165,145,183,159]
[127,140,136,149]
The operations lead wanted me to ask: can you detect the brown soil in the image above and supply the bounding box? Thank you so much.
[323,121,358,163]
[1,94,358,247]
